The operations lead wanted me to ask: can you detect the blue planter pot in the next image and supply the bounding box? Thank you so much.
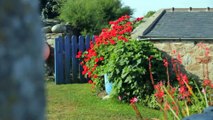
[104,74,113,95]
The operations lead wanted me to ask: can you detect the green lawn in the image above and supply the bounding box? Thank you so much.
[46,81,161,120]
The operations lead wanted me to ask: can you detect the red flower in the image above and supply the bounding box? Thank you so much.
[136,17,143,21]
[154,81,164,100]
[210,83,213,88]
[93,74,98,78]
[155,91,164,99]
[76,51,82,58]
[82,65,89,75]
[172,50,176,54]
[205,47,210,56]
[179,86,186,93]
[203,79,211,87]
[99,57,104,61]
[163,59,168,67]
[181,74,189,84]
[154,81,163,90]
[88,80,93,84]
[88,71,92,77]
[119,31,125,35]
[130,97,138,104]
[84,58,90,62]
[177,73,189,86]
[109,21,114,25]
[177,53,182,64]
[95,58,99,63]
[82,70,87,75]
[80,61,84,65]
[110,39,116,45]
[179,86,191,99]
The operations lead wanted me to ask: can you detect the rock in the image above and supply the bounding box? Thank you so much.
[42,26,52,33]
[42,19,60,26]
[102,95,111,100]
[46,39,55,47]
[97,91,107,98]
[45,33,63,47]
[183,106,213,120]
[51,24,66,33]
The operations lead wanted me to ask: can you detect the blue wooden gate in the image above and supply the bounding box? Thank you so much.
[54,35,94,84]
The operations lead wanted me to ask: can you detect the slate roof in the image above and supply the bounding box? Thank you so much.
[133,8,213,40]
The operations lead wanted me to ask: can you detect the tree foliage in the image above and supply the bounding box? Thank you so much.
[58,0,133,35]
[39,0,62,18]
[144,11,156,18]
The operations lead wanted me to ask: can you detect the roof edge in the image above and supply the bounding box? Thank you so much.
[131,9,166,39]
[164,7,213,12]
[137,37,213,41]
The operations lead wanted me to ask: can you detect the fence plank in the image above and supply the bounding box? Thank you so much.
[79,36,85,82]
[54,36,64,84]
[92,35,95,43]
[64,35,71,83]
[71,36,78,83]
[85,35,90,50]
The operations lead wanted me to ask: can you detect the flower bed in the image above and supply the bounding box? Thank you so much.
[77,15,213,119]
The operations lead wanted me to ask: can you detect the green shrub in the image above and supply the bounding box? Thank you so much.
[58,0,133,35]
[107,40,166,102]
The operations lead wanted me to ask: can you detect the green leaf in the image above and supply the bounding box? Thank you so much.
[137,59,141,64]
[124,76,132,83]
[121,67,129,78]
[117,80,122,89]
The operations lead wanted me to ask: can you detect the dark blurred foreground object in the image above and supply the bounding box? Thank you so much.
[0,0,45,120]
[183,106,213,120]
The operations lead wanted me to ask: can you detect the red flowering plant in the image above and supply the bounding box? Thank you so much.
[76,15,135,90]
[132,17,144,29]
[147,44,213,120]
[77,15,166,103]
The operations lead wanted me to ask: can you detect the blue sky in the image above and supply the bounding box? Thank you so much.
[122,0,213,18]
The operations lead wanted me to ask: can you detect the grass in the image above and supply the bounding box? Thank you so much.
[46,81,161,120]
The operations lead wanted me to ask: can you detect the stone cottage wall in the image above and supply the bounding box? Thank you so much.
[151,40,213,82]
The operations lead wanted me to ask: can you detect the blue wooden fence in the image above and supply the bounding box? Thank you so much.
[54,35,94,84]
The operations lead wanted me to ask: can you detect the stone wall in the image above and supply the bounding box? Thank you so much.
[151,40,213,82]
